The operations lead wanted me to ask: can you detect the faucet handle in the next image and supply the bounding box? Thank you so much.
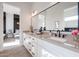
[62,34,66,38]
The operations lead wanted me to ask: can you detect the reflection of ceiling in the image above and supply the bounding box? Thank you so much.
[60,2,77,9]
[46,2,77,15]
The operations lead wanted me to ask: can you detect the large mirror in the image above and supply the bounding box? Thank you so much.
[32,11,46,30]
[32,2,78,32]
[46,2,78,31]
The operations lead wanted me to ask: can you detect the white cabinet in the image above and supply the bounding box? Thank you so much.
[23,33,59,57]
[37,39,57,57]
[31,43,38,56]
[23,33,38,57]
[38,46,55,57]
[23,33,79,57]
[23,33,56,57]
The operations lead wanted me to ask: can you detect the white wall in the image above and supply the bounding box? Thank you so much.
[0,3,3,51]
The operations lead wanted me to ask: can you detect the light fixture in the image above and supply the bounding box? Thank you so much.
[32,10,37,16]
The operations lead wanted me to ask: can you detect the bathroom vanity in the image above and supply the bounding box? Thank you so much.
[22,2,79,57]
[22,31,79,57]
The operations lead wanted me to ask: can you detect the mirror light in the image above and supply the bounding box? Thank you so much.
[32,10,37,16]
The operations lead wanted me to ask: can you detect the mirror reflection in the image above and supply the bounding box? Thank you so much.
[32,2,78,32]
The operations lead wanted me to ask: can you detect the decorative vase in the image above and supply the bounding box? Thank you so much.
[74,40,79,48]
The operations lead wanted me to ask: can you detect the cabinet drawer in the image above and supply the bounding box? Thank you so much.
[31,45,38,57]
[31,37,38,43]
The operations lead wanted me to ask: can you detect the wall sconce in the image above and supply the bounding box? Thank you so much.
[32,10,37,16]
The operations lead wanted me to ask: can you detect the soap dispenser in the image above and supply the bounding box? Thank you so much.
[39,27,43,34]
[44,27,46,31]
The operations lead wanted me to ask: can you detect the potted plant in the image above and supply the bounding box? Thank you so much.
[72,29,79,48]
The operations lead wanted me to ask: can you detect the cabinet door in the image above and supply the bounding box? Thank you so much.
[38,46,55,57]
[31,43,38,57]
[31,37,38,43]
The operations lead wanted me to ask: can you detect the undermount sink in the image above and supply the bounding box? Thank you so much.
[31,32,66,43]
[49,37,66,43]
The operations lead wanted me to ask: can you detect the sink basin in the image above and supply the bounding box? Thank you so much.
[30,32,66,43]
[49,37,66,43]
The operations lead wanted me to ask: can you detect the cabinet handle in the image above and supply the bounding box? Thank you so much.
[32,52,35,55]
[28,42,31,44]
[29,37,31,38]
[24,38,25,40]
[32,45,34,47]
[29,49,31,51]
[32,38,34,40]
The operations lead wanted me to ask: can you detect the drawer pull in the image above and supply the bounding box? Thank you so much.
[24,38,25,40]
[32,52,35,55]
[28,42,31,44]
[29,49,31,51]
[32,38,34,40]
[32,45,34,47]
[29,37,31,38]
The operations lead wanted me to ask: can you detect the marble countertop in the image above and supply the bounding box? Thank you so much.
[23,31,79,54]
